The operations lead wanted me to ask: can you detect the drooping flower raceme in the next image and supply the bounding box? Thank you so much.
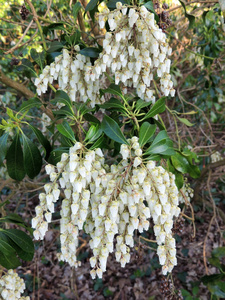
[34,4,175,107]
[32,139,180,277]
[0,269,30,300]
[178,178,194,204]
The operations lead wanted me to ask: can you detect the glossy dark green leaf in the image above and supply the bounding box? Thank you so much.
[139,123,156,147]
[207,282,225,297]
[0,250,20,269]
[102,115,128,145]
[85,124,102,142]
[53,106,75,118]
[47,41,64,53]
[90,135,105,150]
[179,0,195,29]
[135,99,152,110]
[143,97,166,120]
[19,97,42,112]
[171,152,190,174]
[6,134,25,181]
[0,132,9,166]
[144,1,155,12]
[29,124,51,158]
[30,49,45,69]
[0,239,16,255]
[48,147,69,165]
[17,58,36,77]
[79,47,101,58]
[1,229,34,253]
[99,98,126,113]
[73,2,82,21]
[101,84,123,98]
[85,0,98,12]
[83,113,100,124]
[201,273,224,284]
[52,90,73,110]
[22,134,42,179]
[57,120,76,142]
[107,0,128,9]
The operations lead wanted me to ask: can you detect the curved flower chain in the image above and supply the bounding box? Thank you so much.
[32,138,180,278]
[34,4,174,107]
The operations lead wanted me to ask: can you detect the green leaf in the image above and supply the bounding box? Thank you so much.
[0,239,16,255]
[22,134,42,179]
[28,125,51,159]
[1,229,34,253]
[57,120,76,142]
[73,2,82,21]
[135,99,152,110]
[101,115,128,145]
[19,97,42,112]
[145,130,175,156]
[90,135,105,150]
[53,106,75,118]
[6,134,25,181]
[85,124,102,142]
[144,1,155,12]
[177,116,195,127]
[208,257,221,269]
[99,98,126,113]
[47,41,64,53]
[52,90,73,111]
[17,58,37,77]
[79,47,101,58]
[171,153,189,174]
[201,274,225,284]
[107,0,128,9]
[30,49,45,69]
[139,123,156,147]
[212,247,225,258]
[44,22,66,33]
[48,147,69,165]
[85,0,98,12]
[83,113,100,124]
[207,282,225,297]
[101,84,123,98]
[179,0,195,29]
[0,250,20,269]
[0,132,9,166]
[143,97,166,120]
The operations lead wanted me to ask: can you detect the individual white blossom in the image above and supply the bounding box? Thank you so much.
[0,269,30,300]
[178,178,194,204]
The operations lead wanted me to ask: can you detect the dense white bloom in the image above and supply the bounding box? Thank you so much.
[0,270,30,300]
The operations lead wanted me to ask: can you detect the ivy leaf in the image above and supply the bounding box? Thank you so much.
[6,134,25,181]
[28,125,51,159]
[73,1,82,21]
[0,132,9,166]
[101,115,128,145]
[22,134,42,179]
[139,122,156,147]
[143,97,166,120]
[177,116,195,127]
[79,47,101,58]
[57,120,76,142]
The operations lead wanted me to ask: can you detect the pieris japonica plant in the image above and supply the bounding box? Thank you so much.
[0,0,201,284]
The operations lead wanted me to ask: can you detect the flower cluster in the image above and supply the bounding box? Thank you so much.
[34,4,175,107]
[211,151,223,163]
[32,138,180,277]
[96,3,175,102]
[34,47,105,107]
[0,269,30,300]
[178,178,194,204]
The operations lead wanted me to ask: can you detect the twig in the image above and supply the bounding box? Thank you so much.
[4,20,34,55]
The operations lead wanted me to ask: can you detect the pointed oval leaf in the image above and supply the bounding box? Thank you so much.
[171,153,189,174]
[177,116,195,127]
[48,147,69,165]
[79,47,101,58]
[57,120,76,142]
[0,132,9,166]
[22,134,42,178]
[85,0,98,12]
[101,84,123,98]
[139,122,156,147]
[0,251,20,269]
[29,124,52,159]
[6,134,25,181]
[99,98,126,112]
[1,229,34,253]
[143,97,166,120]
[135,99,152,110]
[73,2,82,21]
[52,90,73,110]
[30,49,45,69]
[0,239,16,255]
[102,115,128,145]
[19,97,42,112]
